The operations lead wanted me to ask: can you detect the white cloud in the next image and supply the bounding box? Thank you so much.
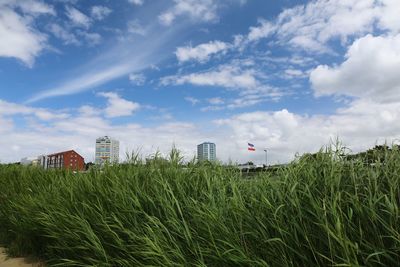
[376,0,400,34]
[98,92,140,118]
[310,34,400,102]
[129,73,146,85]
[247,19,276,42]
[207,97,224,105]
[91,5,112,20]
[48,22,101,47]
[161,65,258,89]
[159,0,218,26]
[172,0,397,65]
[5,0,56,16]
[234,0,400,54]
[175,41,230,63]
[0,99,69,120]
[127,20,146,35]
[254,0,377,52]
[161,64,283,109]
[77,31,102,46]
[200,97,225,111]
[200,106,224,112]
[78,105,99,116]
[65,6,91,28]
[0,99,31,115]
[48,23,79,45]
[199,86,282,111]
[284,68,306,79]
[0,116,14,133]
[0,1,54,66]
[184,96,199,105]
[158,12,175,26]
[226,95,266,109]
[128,0,144,6]
[169,0,392,68]
[215,100,400,164]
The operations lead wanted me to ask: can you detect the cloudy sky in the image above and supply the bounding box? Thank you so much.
[1,0,400,164]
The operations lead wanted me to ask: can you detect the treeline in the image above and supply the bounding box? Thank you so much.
[345,144,400,164]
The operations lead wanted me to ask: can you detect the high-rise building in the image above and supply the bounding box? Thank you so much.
[197,142,216,162]
[95,136,119,165]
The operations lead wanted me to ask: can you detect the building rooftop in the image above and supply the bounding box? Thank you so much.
[47,150,83,158]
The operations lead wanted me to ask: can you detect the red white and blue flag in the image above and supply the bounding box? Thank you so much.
[248,143,255,151]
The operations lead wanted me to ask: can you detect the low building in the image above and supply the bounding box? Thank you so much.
[46,150,85,171]
[20,157,40,166]
[38,155,48,169]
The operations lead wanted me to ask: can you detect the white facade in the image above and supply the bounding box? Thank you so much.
[39,155,48,169]
[20,157,38,166]
[95,136,120,165]
[197,142,216,162]
[21,155,48,168]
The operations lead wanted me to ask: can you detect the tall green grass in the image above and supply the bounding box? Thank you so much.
[0,146,399,266]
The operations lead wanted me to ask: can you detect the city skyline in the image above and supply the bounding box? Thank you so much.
[1,0,400,164]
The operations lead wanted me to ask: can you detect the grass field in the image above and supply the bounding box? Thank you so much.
[0,147,399,266]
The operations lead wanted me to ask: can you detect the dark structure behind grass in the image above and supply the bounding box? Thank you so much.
[0,146,399,266]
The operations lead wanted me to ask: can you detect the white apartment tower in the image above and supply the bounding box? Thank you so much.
[197,142,216,162]
[95,136,119,165]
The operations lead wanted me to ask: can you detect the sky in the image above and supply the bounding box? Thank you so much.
[1,0,400,164]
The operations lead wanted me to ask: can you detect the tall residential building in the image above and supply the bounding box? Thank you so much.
[197,142,216,162]
[95,136,119,165]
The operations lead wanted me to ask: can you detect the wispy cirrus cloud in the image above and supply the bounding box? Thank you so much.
[27,64,133,103]
[27,12,186,103]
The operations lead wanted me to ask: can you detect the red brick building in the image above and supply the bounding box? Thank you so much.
[46,150,85,171]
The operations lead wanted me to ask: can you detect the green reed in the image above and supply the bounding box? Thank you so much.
[0,146,399,266]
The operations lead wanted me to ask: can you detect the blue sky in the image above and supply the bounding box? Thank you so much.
[1,0,400,163]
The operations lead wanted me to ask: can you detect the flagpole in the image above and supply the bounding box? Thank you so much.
[263,149,267,167]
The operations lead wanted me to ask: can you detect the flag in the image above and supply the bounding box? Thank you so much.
[248,143,255,151]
